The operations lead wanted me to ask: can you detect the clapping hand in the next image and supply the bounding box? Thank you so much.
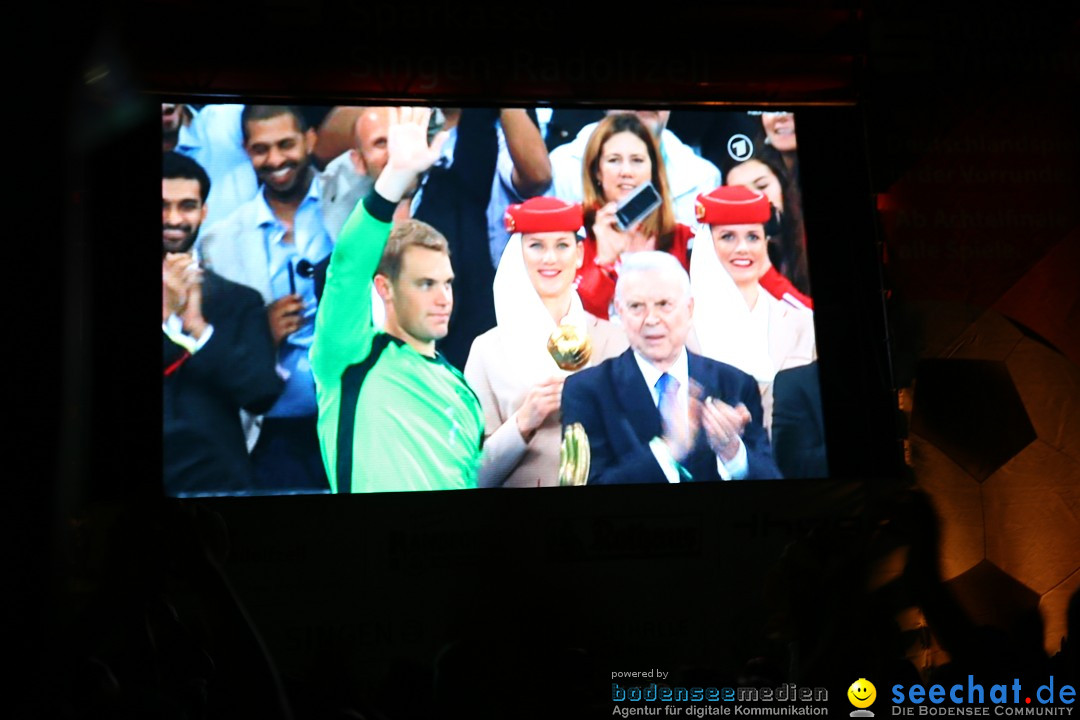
[592,202,631,265]
[373,107,450,203]
[163,253,195,318]
[162,253,208,337]
[661,380,704,462]
[702,399,751,461]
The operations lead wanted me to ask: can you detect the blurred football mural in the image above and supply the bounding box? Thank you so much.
[905,233,1080,656]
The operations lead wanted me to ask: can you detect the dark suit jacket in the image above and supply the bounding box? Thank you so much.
[561,349,781,484]
[413,107,499,371]
[771,362,829,479]
[163,269,284,495]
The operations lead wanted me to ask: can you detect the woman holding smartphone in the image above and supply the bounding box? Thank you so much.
[577,113,694,320]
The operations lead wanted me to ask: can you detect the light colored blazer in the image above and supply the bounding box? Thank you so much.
[761,296,818,436]
[199,197,276,303]
[466,315,629,488]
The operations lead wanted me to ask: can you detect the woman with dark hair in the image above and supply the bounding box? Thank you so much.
[761,111,798,177]
[576,113,694,320]
[723,153,812,303]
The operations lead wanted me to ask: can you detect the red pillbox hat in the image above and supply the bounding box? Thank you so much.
[695,186,771,225]
[505,197,583,234]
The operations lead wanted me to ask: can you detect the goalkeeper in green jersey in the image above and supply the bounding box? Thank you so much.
[311,107,484,493]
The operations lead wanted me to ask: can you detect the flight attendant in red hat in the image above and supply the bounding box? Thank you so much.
[689,185,817,436]
[466,197,628,487]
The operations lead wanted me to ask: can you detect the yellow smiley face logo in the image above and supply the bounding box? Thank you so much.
[848,679,876,708]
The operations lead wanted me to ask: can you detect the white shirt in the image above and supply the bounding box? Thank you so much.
[631,348,749,482]
[162,314,214,354]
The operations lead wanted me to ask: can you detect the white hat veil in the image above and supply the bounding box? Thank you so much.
[492,232,589,384]
[689,224,776,383]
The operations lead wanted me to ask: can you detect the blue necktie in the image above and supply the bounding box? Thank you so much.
[655,372,678,424]
[652,375,678,442]
[655,372,693,481]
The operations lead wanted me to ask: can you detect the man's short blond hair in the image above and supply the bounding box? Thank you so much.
[376,219,450,281]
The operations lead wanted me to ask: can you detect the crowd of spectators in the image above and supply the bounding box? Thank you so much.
[161,104,820,495]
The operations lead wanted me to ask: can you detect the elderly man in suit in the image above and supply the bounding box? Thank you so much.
[562,252,781,484]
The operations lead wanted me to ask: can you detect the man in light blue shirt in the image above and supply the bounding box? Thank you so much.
[200,106,336,492]
[163,103,259,229]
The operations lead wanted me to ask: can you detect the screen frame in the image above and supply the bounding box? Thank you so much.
[74,94,900,501]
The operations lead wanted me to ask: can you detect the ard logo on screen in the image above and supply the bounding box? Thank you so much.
[886,675,1076,717]
[727,134,754,162]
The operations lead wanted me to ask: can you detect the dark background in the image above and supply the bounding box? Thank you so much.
[17,1,1079,716]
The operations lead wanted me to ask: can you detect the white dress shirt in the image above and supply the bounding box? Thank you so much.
[162,314,214,354]
[632,348,749,482]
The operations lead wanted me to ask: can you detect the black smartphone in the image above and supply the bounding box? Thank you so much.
[614,181,662,231]
[427,108,446,143]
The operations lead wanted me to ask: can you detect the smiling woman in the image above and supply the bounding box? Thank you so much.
[464,197,628,487]
[575,113,693,320]
[712,224,769,288]
[762,111,796,153]
[689,185,816,439]
[723,152,811,299]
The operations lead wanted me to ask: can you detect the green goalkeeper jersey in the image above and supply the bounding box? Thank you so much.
[311,192,484,493]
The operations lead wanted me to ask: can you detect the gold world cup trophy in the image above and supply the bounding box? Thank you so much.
[549,324,591,485]
[546,324,591,371]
